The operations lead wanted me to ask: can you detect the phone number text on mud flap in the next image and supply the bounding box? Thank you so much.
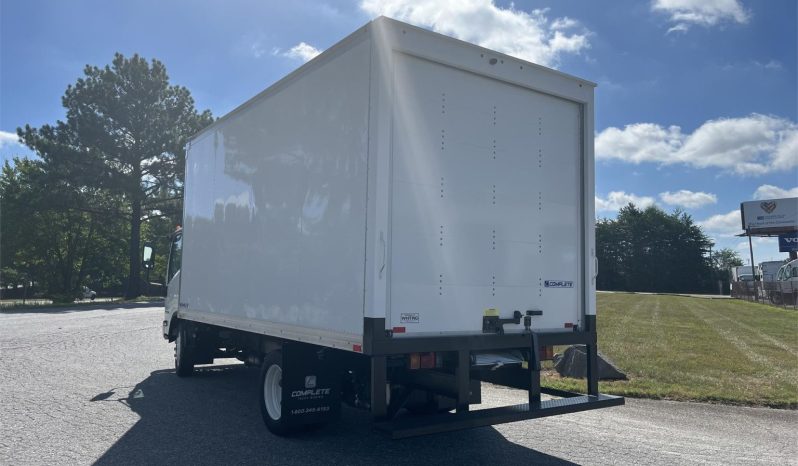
[290,406,331,415]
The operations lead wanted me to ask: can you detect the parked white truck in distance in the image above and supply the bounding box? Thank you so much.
[768,259,798,305]
[162,16,622,438]
[760,261,785,283]
[731,265,759,283]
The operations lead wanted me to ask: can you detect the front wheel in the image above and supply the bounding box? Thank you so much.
[174,322,195,377]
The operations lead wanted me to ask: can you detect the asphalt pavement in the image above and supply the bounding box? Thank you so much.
[1,306,795,465]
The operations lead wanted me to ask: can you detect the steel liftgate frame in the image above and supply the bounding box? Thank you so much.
[363,315,625,439]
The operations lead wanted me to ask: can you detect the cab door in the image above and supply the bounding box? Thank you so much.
[164,231,183,339]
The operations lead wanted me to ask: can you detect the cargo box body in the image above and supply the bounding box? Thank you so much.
[177,17,596,352]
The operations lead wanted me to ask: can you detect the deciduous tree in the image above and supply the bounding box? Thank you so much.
[19,53,213,297]
[596,204,715,293]
[0,158,127,301]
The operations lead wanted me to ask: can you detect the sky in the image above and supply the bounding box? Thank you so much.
[1,0,796,263]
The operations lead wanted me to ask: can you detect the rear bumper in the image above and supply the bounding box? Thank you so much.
[364,316,624,437]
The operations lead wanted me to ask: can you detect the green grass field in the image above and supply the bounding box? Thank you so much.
[542,293,798,408]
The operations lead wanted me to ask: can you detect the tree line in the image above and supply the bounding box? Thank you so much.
[1,54,743,302]
[1,53,212,301]
[596,204,742,294]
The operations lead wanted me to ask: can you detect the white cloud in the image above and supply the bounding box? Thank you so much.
[698,209,741,237]
[360,0,591,67]
[276,42,322,62]
[596,123,683,164]
[721,60,784,72]
[753,185,798,200]
[595,114,798,176]
[0,130,21,149]
[771,128,798,172]
[659,190,717,208]
[759,60,782,70]
[596,191,656,212]
[666,23,689,34]
[653,0,750,33]
[250,40,267,58]
[551,17,578,30]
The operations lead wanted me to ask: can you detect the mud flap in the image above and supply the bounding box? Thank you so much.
[281,342,342,426]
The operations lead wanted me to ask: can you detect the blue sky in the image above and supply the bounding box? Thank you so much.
[1,0,796,262]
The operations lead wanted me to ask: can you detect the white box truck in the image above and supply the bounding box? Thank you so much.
[731,265,759,282]
[162,16,622,438]
[760,261,785,282]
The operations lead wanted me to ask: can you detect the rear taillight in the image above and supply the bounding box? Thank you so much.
[409,352,421,369]
[420,352,435,369]
[408,352,437,369]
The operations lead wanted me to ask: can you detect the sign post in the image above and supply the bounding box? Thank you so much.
[747,231,757,301]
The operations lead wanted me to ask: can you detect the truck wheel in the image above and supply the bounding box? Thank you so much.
[259,350,295,436]
[174,323,195,377]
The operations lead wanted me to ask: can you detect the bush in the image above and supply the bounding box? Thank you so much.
[49,292,76,304]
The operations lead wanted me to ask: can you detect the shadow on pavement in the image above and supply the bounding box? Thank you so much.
[94,363,575,466]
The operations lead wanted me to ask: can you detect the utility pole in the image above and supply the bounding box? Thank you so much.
[747,231,757,303]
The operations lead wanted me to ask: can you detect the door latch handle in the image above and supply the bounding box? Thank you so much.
[379,231,386,279]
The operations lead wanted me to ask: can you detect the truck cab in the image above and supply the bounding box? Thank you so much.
[776,259,798,282]
[772,259,798,305]
[163,228,182,340]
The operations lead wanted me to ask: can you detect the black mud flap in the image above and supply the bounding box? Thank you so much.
[281,342,342,427]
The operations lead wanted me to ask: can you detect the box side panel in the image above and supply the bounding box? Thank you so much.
[388,53,583,335]
[180,38,371,344]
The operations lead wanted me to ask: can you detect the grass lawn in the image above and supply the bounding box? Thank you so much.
[541,293,798,408]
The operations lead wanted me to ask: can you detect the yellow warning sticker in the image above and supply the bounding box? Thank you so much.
[483,308,499,316]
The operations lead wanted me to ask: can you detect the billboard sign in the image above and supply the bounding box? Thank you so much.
[740,197,798,234]
[779,232,798,252]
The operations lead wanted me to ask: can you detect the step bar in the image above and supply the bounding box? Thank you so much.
[375,392,624,439]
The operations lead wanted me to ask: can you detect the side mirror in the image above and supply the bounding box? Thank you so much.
[142,243,154,270]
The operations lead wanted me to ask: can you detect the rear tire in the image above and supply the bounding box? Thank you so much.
[175,322,195,377]
[259,350,296,436]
